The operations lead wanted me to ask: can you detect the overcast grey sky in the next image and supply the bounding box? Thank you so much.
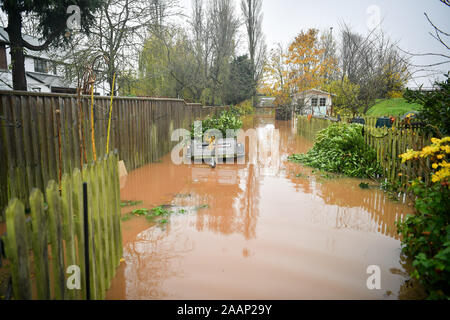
[179,0,450,87]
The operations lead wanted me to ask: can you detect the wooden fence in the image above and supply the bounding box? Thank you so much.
[296,116,432,189]
[0,90,222,221]
[1,152,121,300]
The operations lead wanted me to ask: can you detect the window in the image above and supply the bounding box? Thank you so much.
[320,98,326,107]
[34,58,48,73]
[0,44,7,70]
[311,98,318,107]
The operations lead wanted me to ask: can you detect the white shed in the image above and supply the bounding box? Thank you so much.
[293,89,334,116]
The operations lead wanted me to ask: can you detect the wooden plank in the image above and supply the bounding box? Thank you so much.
[29,96,44,193]
[96,159,112,288]
[36,97,49,194]
[88,162,105,299]
[71,168,86,300]
[46,180,65,300]
[29,188,50,299]
[111,152,123,260]
[81,166,98,300]
[12,95,28,204]
[21,95,35,197]
[43,97,56,182]
[4,198,32,300]
[61,174,77,299]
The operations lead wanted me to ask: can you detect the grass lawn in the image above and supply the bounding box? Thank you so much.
[366,98,422,116]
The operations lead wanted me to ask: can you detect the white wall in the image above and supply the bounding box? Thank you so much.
[294,91,332,116]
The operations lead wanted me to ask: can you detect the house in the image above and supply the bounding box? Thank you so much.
[293,89,335,116]
[0,27,108,95]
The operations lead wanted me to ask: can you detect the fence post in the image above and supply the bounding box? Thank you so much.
[4,199,32,300]
[46,180,65,300]
[83,182,91,300]
[29,189,50,300]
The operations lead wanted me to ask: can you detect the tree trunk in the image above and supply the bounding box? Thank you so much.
[7,10,27,91]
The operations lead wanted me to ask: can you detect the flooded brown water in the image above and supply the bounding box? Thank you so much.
[106,115,420,300]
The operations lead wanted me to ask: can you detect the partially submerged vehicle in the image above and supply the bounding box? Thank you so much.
[187,110,245,167]
[186,138,245,161]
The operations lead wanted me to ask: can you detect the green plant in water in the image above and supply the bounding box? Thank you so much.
[289,124,382,179]
[152,206,169,216]
[132,208,149,216]
[121,215,132,222]
[359,182,369,189]
[121,200,143,207]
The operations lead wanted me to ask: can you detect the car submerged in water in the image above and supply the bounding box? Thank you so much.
[186,137,245,166]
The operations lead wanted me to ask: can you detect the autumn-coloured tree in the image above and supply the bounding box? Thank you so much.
[260,44,291,106]
[286,29,338,94]
[261,29,338,107]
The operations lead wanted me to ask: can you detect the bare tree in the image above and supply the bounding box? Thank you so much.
[189,0,214,101]
[63,0,180,95]
[241,0,267,88]
[208,0,240,105]
[339,23,410,113]
[398,1,449,87]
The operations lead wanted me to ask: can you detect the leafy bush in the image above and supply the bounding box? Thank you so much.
[404,74,450,136]
[396,181,450,299]
[191,110,243,139]
[234,99,254,115]
[288,124,381,178]
[397,137,450,299]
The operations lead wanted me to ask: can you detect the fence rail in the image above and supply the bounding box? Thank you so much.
[0,90,222,220]
[296,116,432,189]
[1,152,121,300]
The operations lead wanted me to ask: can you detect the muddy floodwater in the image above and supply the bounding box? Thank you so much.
[106,115,419,300]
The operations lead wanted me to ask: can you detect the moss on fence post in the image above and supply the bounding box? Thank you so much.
[4,199,32,300]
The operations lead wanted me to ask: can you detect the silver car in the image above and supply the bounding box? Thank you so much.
[186,138,245,162]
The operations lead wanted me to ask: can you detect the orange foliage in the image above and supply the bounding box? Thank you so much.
[286,29,338,93]
[261,29,338,106]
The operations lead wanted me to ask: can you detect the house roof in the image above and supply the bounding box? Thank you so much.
[300,88,336,96]
[27,71,76,89]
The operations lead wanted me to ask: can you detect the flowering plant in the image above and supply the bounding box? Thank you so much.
[400,137,450,185]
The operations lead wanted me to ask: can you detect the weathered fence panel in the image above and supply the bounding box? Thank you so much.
[296,116,432,190]
[0,90,222,220]
[1,153,121,300]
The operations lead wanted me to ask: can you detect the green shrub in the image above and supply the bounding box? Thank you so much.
[288,124,381,178]
[234,99,254,115]
[396,180,450,300]
[191,110,243,139]
[404,74,450,136]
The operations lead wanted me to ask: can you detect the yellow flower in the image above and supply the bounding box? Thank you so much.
[437,154,444,160]
[441,145,450,154]
[432,163,439,169]
[432,167,450,183]
[431,138,440,145]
